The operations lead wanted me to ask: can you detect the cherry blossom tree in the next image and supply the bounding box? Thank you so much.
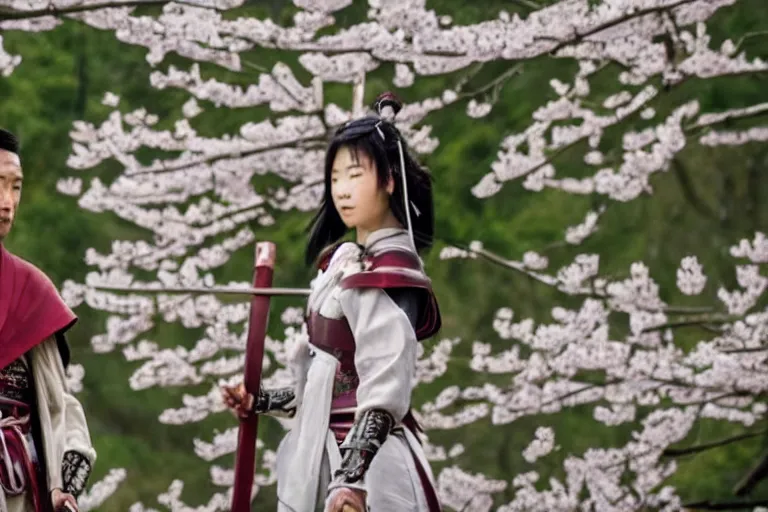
[3,0,768,510]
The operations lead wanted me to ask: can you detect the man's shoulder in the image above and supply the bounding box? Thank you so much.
[4,248,58,292]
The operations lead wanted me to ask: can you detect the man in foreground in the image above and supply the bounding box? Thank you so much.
[0,128,97,512]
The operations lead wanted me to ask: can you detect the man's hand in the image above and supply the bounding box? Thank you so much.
[51,488,78,512]
[325,487,366,512]
[220,382,254,419]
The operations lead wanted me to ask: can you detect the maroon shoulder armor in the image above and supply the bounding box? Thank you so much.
[339,249,442,341]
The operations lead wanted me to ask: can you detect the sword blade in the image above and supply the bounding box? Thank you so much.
[90,284,311,297]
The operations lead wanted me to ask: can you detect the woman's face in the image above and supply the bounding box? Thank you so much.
[330,145,393,232]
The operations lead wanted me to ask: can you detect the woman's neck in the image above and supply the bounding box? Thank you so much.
[356,213,402,246]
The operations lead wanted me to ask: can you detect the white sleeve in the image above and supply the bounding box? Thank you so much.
[30,337,96,493]
[62,389,97,464]
[338,287,417,422]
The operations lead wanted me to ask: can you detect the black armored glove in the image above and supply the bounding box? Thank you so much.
[334,408,395,483]
[253,387,297,418]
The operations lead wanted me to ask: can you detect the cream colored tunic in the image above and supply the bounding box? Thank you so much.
[275,228,437,512]
[1,337,96,512]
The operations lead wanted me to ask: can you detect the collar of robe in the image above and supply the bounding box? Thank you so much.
[0,244,77,371]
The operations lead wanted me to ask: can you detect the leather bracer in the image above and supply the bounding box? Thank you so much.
[253,387,297,418]
[61,450,92,498]
[333,408,395,483]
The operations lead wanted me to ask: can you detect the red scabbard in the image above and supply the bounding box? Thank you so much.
[231,242,276,512]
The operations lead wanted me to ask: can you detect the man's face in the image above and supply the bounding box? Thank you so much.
[0,149,22,241]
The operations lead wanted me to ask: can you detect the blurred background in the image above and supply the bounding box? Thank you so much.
[1,0,768,510]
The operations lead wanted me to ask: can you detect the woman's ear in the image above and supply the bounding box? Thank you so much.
[386,172,395,195]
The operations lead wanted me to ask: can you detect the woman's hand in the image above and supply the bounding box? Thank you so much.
[325,487,366,512]
[220,382,255,419]
[51,488,78,512]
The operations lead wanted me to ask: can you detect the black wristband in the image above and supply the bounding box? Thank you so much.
[61,450,92,498]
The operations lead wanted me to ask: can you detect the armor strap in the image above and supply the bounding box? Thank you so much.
[252,387,297,418]
[62,450,92,498]
[0,412,42,511]
[334,408,395,484]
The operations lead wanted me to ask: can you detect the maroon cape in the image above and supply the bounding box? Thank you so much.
[0,244,77,371]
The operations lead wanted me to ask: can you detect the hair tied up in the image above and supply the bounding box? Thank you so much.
[373,92,402,122]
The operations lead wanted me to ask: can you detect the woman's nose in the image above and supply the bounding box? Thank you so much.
[334,180,351,198]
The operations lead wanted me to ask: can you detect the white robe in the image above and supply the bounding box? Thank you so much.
[1,337,97,512]
[275,228,437,512]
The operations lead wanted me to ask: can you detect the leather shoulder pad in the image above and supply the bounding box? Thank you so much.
[339,250,442,340]
[339,250,431,291]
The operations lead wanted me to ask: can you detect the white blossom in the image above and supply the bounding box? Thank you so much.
[522,427,556,463]
[677,256,707,295]
[3,0,766,510]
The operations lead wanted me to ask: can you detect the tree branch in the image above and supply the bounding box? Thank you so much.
[692,102,768,130]
[663,428,768,457]
[734,448,768,496]
[721,345,768,354]
[125,135,326,176]
[734,30,768,53]
[449,242,723,318]
[457,64,524,101]
[682,498,768,510]
[641,314,741,333]
[510,0,544,10]
[245,0,702,60]
[546,0,700,54]
[0,0,221,21]
[664,305,716,314]
[671,158,718,220]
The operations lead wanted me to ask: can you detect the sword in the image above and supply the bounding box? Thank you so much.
[232,242,279,511]
[89,244,307,511]
[90,284,311,297]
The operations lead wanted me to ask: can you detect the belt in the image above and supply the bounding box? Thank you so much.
[0,398,42,510]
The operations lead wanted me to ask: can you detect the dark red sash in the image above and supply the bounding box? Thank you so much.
[0,398,43,511]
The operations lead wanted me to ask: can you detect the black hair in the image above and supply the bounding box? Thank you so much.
[305,93,434,266]
[0,129,19,155]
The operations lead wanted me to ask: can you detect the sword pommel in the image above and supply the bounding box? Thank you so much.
[255,241,276,269]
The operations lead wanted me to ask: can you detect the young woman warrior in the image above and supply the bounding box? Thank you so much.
[222,94,442,512]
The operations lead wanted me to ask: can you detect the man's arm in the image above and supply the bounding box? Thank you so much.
[56,333,96,498]
[60,390,95,497]
[31,334,97,507]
